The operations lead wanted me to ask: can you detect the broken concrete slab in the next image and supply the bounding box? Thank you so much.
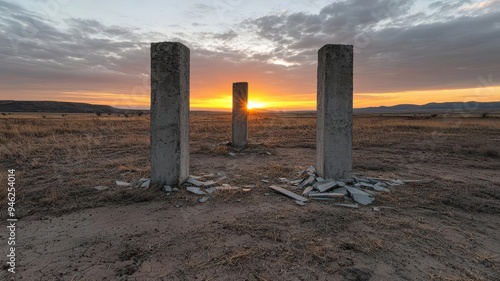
[187,186,206,195]
[186,177,216,187]
[315,180,338,192]
[198,196,209,203]
[140,179,151,188]
[269,185,308,202]
[163,185,173,192]
[115,180,132,187]
[306,166,316,174]
[299,175,316,188]
[332,203,359,209]
[331,187,347,195]
[290,179,303,185]
[308,193,345,198]
[296,200,306,206]
[302,186,314,196]
[345,186,374,205]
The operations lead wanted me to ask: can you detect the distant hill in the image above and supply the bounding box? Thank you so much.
[354,101,500,113]
[0,100,127,113]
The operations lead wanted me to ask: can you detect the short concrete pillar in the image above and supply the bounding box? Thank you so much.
[316,44,353,179]
[150,42,190,186]
[232,82,248,147]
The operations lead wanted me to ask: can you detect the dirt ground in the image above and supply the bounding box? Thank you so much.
[0,111,499,280]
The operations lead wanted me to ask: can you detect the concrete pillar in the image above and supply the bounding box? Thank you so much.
[316,44,353,179]
[150,42,190,186]
[232,82,248,147]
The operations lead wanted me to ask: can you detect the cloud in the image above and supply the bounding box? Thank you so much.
[0,0,499,109]
[242,0,500,93]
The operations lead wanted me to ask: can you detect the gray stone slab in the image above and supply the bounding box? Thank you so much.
[308,193,344,198]
[316,44,353,180]
[205,187,217,194]
[115,180,132,187]
[269,185,308,202]
[302,186,314,196]
[163,185,173,192]
[150,42,190,186]
[315,180,338,193]
[299,175,316,188]
[95,186,109,191]
[140,179,151,188]
[345,186,374,205]
[232,82,248,147]
[198,196,209,203]
[331,187,347,195]
[295,200,306,206]
[187,186,206,195]
[332,203,359,209]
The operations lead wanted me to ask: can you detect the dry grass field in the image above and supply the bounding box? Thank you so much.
[0,111,499,280]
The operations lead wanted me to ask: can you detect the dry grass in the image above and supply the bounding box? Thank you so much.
[1,112,499,218]
[1,111,499,280]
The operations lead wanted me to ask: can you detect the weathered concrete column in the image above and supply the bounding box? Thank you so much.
[150,42,190,186]
[232,82,248,147]
[316,44,353,179]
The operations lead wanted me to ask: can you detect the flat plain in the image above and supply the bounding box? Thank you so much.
[0,111,499,280]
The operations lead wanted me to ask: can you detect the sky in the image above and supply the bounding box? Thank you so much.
[0,0,499,110]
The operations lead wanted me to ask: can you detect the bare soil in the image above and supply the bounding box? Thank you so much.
[0,112,499,280]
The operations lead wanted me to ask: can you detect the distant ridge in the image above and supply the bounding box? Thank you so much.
[354,101,500,113]
[0,100,126,113]
[1,100,499,114]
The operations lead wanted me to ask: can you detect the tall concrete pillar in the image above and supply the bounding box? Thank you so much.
[316,44,353,179]
[232,82,248,147]
[150,42,190,186]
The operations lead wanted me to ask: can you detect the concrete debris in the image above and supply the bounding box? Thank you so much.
[173,187,179,192]
[242,188,252,192]
[295,200,306,206]
[266,151,272,155]
[228,152,236,157]
[242,185,255,188]
[189,175,203,180]
[306,166,316,174]
[187,177,216,187]
[332,203,359,209]
[302,186,314,196]
[331,187,347,195]
[299,175,316,188]
[163,185,173,193]
[140,179,151,188]
[290,179,303,185]
[336,181,346,187]
[115,180,132,187]
[205,187,217,194]
[315,177,325,182]
[261,179,270,183]
[94,186,109,191]
[269,185,308,202]
[345,186,374,205]
[216,176,228,181]
[308,193,345,198]
[187,186,206,195]
[315,180,338,193]
[279,177,288,183]
[198,196,209,203]
[216,185,241,190]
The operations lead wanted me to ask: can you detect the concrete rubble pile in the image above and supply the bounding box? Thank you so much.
[269,166,423,208]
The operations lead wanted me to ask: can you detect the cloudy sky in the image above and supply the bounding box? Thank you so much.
[0,0,499,110]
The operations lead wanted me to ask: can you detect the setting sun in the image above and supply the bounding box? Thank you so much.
[247,101,266,110]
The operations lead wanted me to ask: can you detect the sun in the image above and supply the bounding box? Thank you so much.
[247,101,266,110]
